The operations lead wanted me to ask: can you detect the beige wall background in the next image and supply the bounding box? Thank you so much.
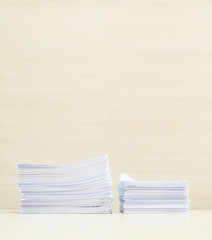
[0,0,212,212]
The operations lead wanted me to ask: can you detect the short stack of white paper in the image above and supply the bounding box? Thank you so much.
[119,173,189,214]
[17,155,114,213]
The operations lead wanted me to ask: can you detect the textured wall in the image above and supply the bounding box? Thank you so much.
[0,0,212,212]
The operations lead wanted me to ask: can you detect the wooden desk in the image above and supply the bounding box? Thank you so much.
[0,210,211,239]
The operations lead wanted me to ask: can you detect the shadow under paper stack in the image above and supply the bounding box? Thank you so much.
[17,155,114,213]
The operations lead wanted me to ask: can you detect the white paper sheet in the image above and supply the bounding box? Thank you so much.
[17,155,114,214]
[119,173,189,214]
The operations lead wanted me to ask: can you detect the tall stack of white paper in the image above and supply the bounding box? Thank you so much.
[119,173,189,214]
[17,155,114,213]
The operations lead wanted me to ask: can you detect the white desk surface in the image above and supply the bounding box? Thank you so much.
[0,210,211,240]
